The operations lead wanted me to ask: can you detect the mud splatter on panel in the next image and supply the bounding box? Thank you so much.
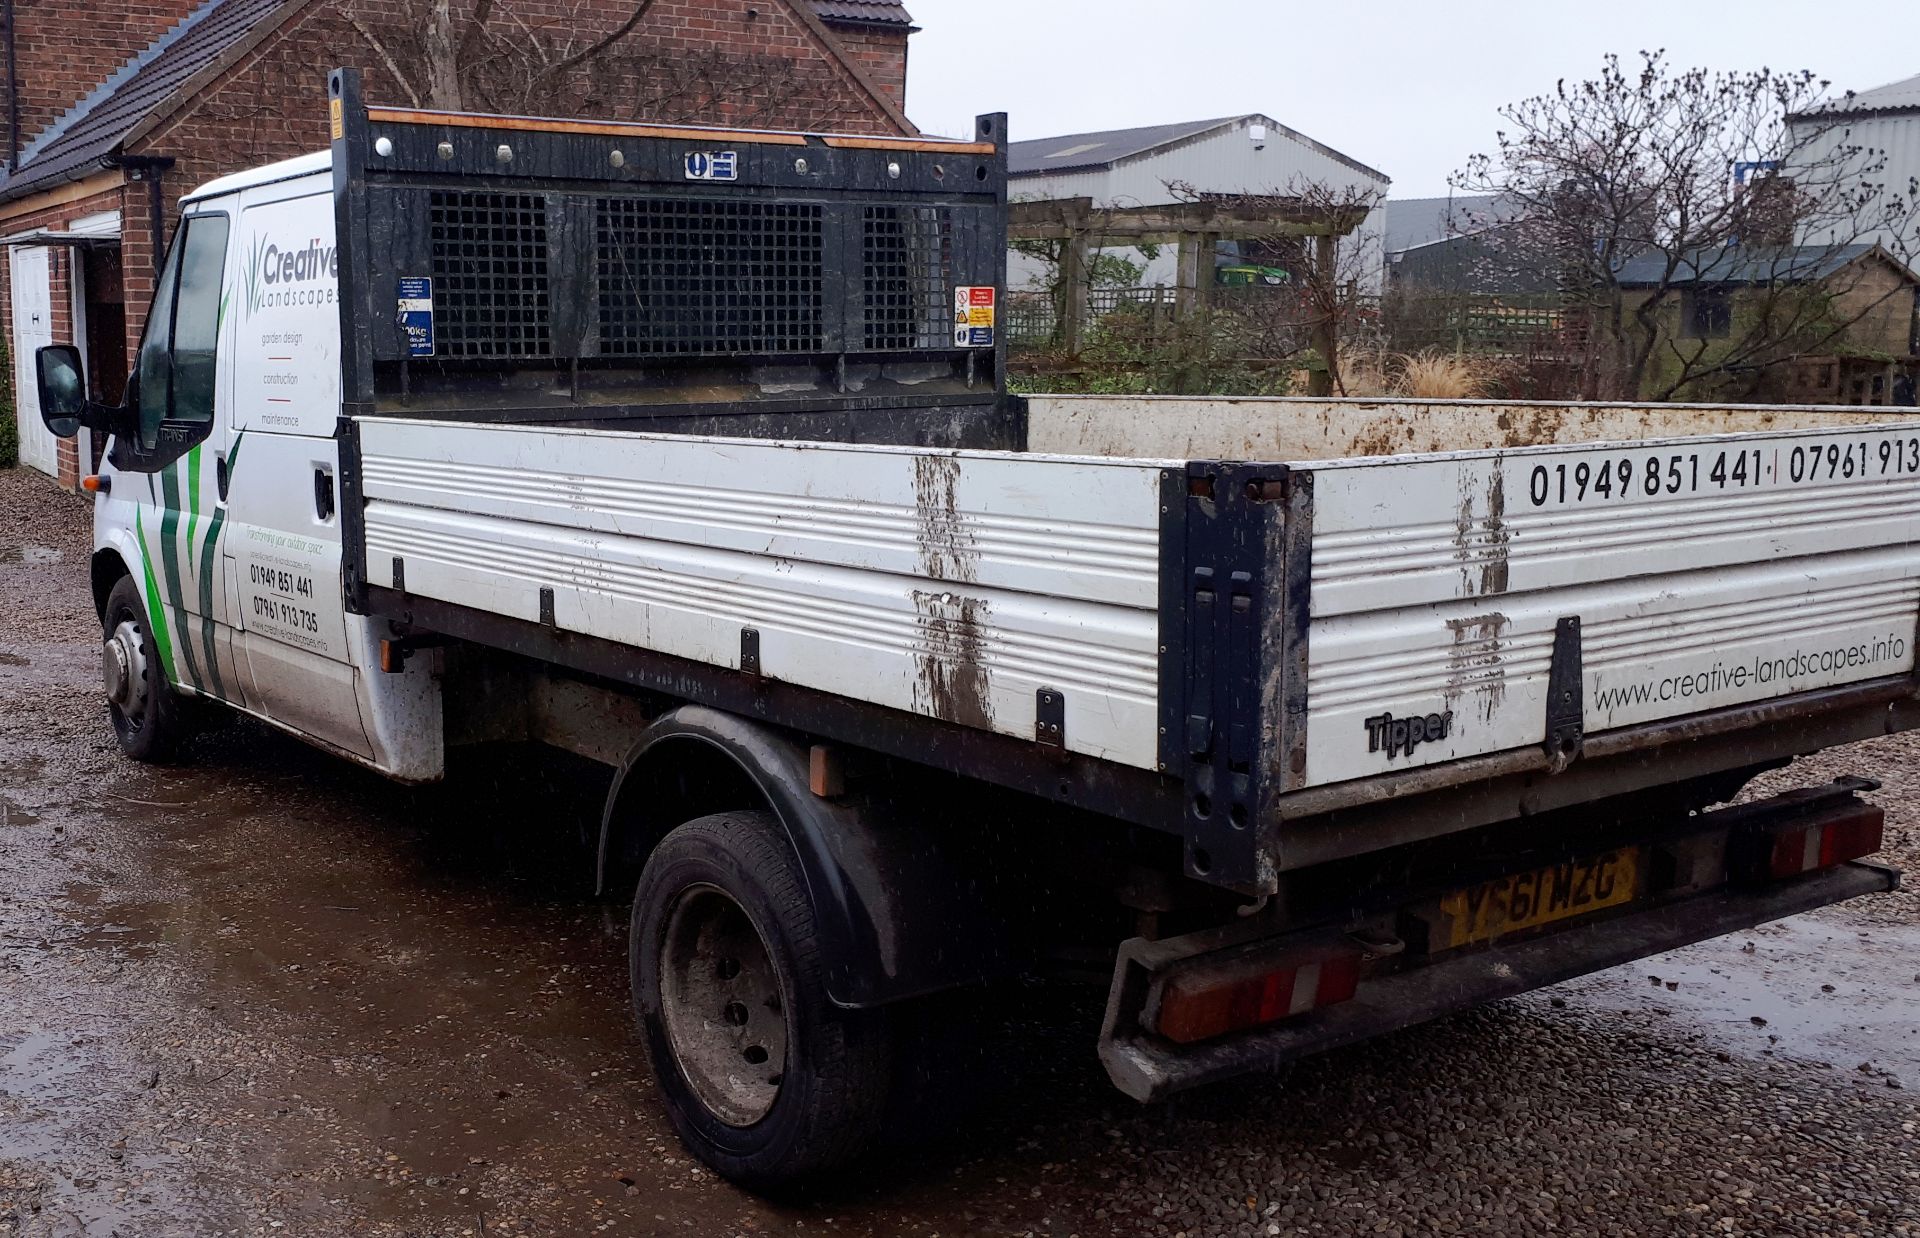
[1444,610,1510,724]
[1453,467,1512,598]
[912,453,978,584]
[911,454,992,728]
[911,589,994,729]
[1479,469,1511,596]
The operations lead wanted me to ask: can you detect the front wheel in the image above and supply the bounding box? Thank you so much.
[101,575,193,763]
[631,811,891,1191]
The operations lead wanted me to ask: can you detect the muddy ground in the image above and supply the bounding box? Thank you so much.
[1,464,1917,1237]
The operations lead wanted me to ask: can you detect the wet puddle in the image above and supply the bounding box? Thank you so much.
[0,544,63,565]
[1563,916,1920,1087]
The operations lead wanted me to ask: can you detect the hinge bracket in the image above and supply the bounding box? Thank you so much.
[1544,615,1584,773]
[1035,687,1065,749]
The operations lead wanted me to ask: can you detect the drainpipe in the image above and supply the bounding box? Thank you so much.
[5,0,18,173]
[110,152,175,257]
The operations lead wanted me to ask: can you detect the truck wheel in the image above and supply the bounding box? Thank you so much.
[631,811,890,1191]
[101,576,191,763]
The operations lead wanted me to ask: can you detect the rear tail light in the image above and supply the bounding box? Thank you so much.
[1736,801,1883,883]
[1149,949,1361,1045]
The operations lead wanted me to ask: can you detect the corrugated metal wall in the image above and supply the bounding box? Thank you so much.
[1791,111,1920,259]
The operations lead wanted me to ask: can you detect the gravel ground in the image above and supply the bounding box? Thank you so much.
[1,464,1917,1237]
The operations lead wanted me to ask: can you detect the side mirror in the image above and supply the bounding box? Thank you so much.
[34,344,107,438]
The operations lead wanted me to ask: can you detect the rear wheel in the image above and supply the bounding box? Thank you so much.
[102,575,192,763]
[631,811,890,1191]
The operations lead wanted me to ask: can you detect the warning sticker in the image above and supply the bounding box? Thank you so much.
[397,277,434,358]
[953,287,997,347]
[685,151,739,181]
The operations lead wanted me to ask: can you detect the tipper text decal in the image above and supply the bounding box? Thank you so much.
[1364,709,1454,760]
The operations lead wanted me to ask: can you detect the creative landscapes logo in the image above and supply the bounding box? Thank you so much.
[243,233,339,317]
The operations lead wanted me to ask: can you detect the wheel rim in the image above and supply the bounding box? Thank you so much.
[103,617,150,731]
[657,883,788,1127]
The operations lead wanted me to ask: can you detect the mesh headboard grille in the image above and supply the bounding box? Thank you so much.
[427,190,552,358]
[862,206,953,351]
[596,198,826,356]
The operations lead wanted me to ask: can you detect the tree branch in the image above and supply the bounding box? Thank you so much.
[345,12,424,108]
[531,0,660,91]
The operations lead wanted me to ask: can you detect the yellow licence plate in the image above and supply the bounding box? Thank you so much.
[1439,848,1640,949]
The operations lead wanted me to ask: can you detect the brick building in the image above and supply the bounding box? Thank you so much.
[0,0,917,484]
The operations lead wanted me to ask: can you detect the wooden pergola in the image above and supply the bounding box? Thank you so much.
[1008,196,1369,356]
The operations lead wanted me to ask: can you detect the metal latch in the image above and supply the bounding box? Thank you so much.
[1543,615,1583,773]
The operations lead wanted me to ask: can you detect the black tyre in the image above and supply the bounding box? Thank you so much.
[101,575,192,763]
[631,811,890,1191]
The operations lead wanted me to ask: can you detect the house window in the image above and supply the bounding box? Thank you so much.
[1681,286,1731,339]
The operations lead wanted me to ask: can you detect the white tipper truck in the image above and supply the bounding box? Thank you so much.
[30,71,1914,1188]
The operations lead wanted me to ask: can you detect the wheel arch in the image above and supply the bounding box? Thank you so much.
[91,547,133,620]
[598,704,1013,1009]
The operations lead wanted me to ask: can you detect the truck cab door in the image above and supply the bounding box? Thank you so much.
[221,186,374,760]
[106,208,245,703]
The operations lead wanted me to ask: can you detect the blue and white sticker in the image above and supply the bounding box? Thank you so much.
[397,276,434,357]
[685,151,739,182]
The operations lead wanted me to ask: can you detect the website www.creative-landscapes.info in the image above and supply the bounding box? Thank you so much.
[1593,632,1910,713]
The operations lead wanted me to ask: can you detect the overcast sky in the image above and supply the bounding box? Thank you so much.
[902,0,1920,199]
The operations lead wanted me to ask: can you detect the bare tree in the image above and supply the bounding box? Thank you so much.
[1163,177,1382,395]
[342,0,874,130]
[1454,51,1919,401]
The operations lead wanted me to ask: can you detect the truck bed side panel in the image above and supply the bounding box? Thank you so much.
[357,417,1169,768]
[1302,424,1920,789]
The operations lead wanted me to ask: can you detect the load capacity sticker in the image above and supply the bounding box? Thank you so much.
[954,286,995,348]
[397,277,434,357]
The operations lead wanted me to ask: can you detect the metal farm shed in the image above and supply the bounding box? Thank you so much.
[1007,114,1391,295]
[1790,72,1920,260]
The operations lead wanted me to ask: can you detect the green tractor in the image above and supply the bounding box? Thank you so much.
[1215,262,1291,287]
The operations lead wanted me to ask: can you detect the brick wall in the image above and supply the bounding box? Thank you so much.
[828,24,908,112]
[1831,259,1920,357]
[0,182,127,485]
[293,0,913,133]
[4,0,203,156]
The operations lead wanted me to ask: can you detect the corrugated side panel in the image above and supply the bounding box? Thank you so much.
[357,418,1167,769]
[1303,423,1920,788]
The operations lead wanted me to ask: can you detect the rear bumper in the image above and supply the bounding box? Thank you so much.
[1099,859,1899,1103]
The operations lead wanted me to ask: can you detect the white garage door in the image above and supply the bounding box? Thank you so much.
[10,245,56,476]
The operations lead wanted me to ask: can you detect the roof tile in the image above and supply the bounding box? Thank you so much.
[0,0,296,205]
[809,1,913,25]
[1612,243,1906,287]
[1008,118,1245,176]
